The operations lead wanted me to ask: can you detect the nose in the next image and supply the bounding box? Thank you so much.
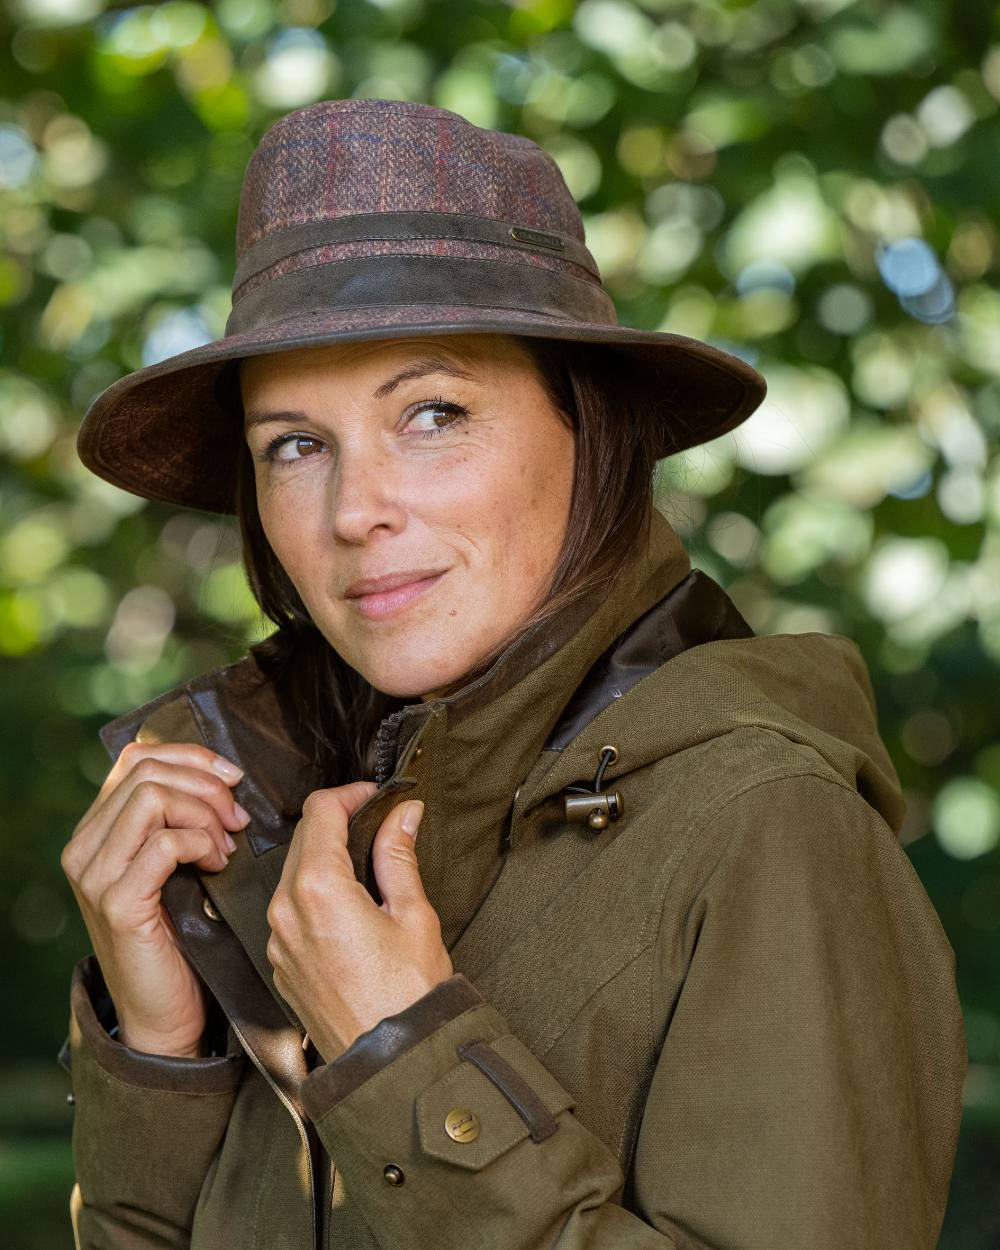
[329,442,408,545]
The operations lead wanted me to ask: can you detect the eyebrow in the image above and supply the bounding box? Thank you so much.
[242,356,481,431]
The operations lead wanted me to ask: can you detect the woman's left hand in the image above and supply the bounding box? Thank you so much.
[265,780,454,1060]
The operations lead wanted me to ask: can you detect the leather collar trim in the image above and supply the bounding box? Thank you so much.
[547,569,754,751]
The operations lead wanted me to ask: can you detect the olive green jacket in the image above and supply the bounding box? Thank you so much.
[58,509,966,1250]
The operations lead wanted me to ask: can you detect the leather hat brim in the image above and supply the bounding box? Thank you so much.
[76,302,767,514]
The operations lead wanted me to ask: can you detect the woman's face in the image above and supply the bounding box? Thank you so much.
[239,333,576,700]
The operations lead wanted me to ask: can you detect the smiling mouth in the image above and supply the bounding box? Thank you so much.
[346,571,446,619]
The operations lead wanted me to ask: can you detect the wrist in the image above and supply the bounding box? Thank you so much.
[117,1020,204,1059]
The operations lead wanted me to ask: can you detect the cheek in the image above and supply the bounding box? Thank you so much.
[487,438,573,570]
[257,477,321,581]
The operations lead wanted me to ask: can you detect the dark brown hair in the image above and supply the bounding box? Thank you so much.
[217,335,678,785]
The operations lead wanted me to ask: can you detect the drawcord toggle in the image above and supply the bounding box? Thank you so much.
[563,745,624,831]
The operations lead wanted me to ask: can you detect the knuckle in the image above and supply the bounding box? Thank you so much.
[99,887,130,932]
[151,828,179,858]
[266,894,288,932]
[301,789,338,818]
[300,791,322,817]
[118,740,144,766]
[386,842,417,868]
[131,756,161,784]
[206,775,231,804]
[291,869,327,901]
[132,778,165,807]
[77,864,98,901]
[60,840,81,880]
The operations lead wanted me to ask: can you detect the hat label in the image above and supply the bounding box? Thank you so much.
[510,226,565,251]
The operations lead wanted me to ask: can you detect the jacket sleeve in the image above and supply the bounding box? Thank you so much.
[298,771,966,1250]
[59,952,247,1250]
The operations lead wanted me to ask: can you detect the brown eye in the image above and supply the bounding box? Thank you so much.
[405,398,471,439]
[267,434,325,463]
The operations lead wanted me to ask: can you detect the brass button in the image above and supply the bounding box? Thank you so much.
[383,1163,405,1185]
[202,895,223,922]
[444,1107,480,1142]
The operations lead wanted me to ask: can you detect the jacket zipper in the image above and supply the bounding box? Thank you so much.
[374,707,409,787]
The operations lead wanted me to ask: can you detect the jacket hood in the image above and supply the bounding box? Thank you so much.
[533,620,906,838]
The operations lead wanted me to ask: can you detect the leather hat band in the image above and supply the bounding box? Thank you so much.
[224,253,619,337]
[231,210,602,292]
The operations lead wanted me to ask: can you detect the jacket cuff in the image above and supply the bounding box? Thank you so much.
[62,953,249,1243]
[302,987,586,1249]
[63,953,245,1094]
[300,973,484,1120]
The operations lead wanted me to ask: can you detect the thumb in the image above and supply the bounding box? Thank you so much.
[374,800,425,915]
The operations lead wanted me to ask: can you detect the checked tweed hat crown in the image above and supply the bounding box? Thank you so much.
[77,97,767,514]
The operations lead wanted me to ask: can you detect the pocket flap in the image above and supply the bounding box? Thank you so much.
[415,1033,575,1171]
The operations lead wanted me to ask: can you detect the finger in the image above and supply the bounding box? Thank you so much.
[100,828,229,933]
[79,785,236,898]
[291,780,378,872]
[88,741,244,820]
[70,757,250,870]
[341,778,380,814]
[300,780,379,823]
[371,800,426,917]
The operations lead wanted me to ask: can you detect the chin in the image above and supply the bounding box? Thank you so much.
[358,651,468,700]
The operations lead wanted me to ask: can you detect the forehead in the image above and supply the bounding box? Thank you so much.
[237,333,533,389]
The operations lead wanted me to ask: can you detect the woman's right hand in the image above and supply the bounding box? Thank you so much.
[60,741,251,1059]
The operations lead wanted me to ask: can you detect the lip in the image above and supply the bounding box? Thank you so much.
[345,569,447,619]
[344,568,445,597]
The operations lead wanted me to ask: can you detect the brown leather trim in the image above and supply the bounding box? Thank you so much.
[456,1037,560,1143]
[161,867,312,1116]
[226,253,616,337]
[69,955,246,1094]
[547,568,754,751]
[299,974,485,1120]
[231,210,601,291]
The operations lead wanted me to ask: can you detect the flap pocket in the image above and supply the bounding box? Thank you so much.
[415,1033,576,1171]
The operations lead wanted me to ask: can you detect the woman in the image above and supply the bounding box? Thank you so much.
[58,98,966,1250]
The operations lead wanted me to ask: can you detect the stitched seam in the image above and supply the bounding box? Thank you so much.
[539,938,659,1060]
[456,1038,558,1143]
[617,955,642,1162]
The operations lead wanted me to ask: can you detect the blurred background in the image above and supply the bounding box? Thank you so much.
[1,0,997,1244]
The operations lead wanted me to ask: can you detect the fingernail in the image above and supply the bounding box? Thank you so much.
[224,833,237,853]
[399,800,424,837]
[233,803,251,827]
[211,756,244,782]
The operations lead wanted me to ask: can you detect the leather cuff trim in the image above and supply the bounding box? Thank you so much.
[300,973,484,1119]
[70,954,245,1095]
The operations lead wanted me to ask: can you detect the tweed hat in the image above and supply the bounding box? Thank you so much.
[77,97,767,514]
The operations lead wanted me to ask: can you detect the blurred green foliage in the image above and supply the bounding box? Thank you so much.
[2,0,998,1245]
